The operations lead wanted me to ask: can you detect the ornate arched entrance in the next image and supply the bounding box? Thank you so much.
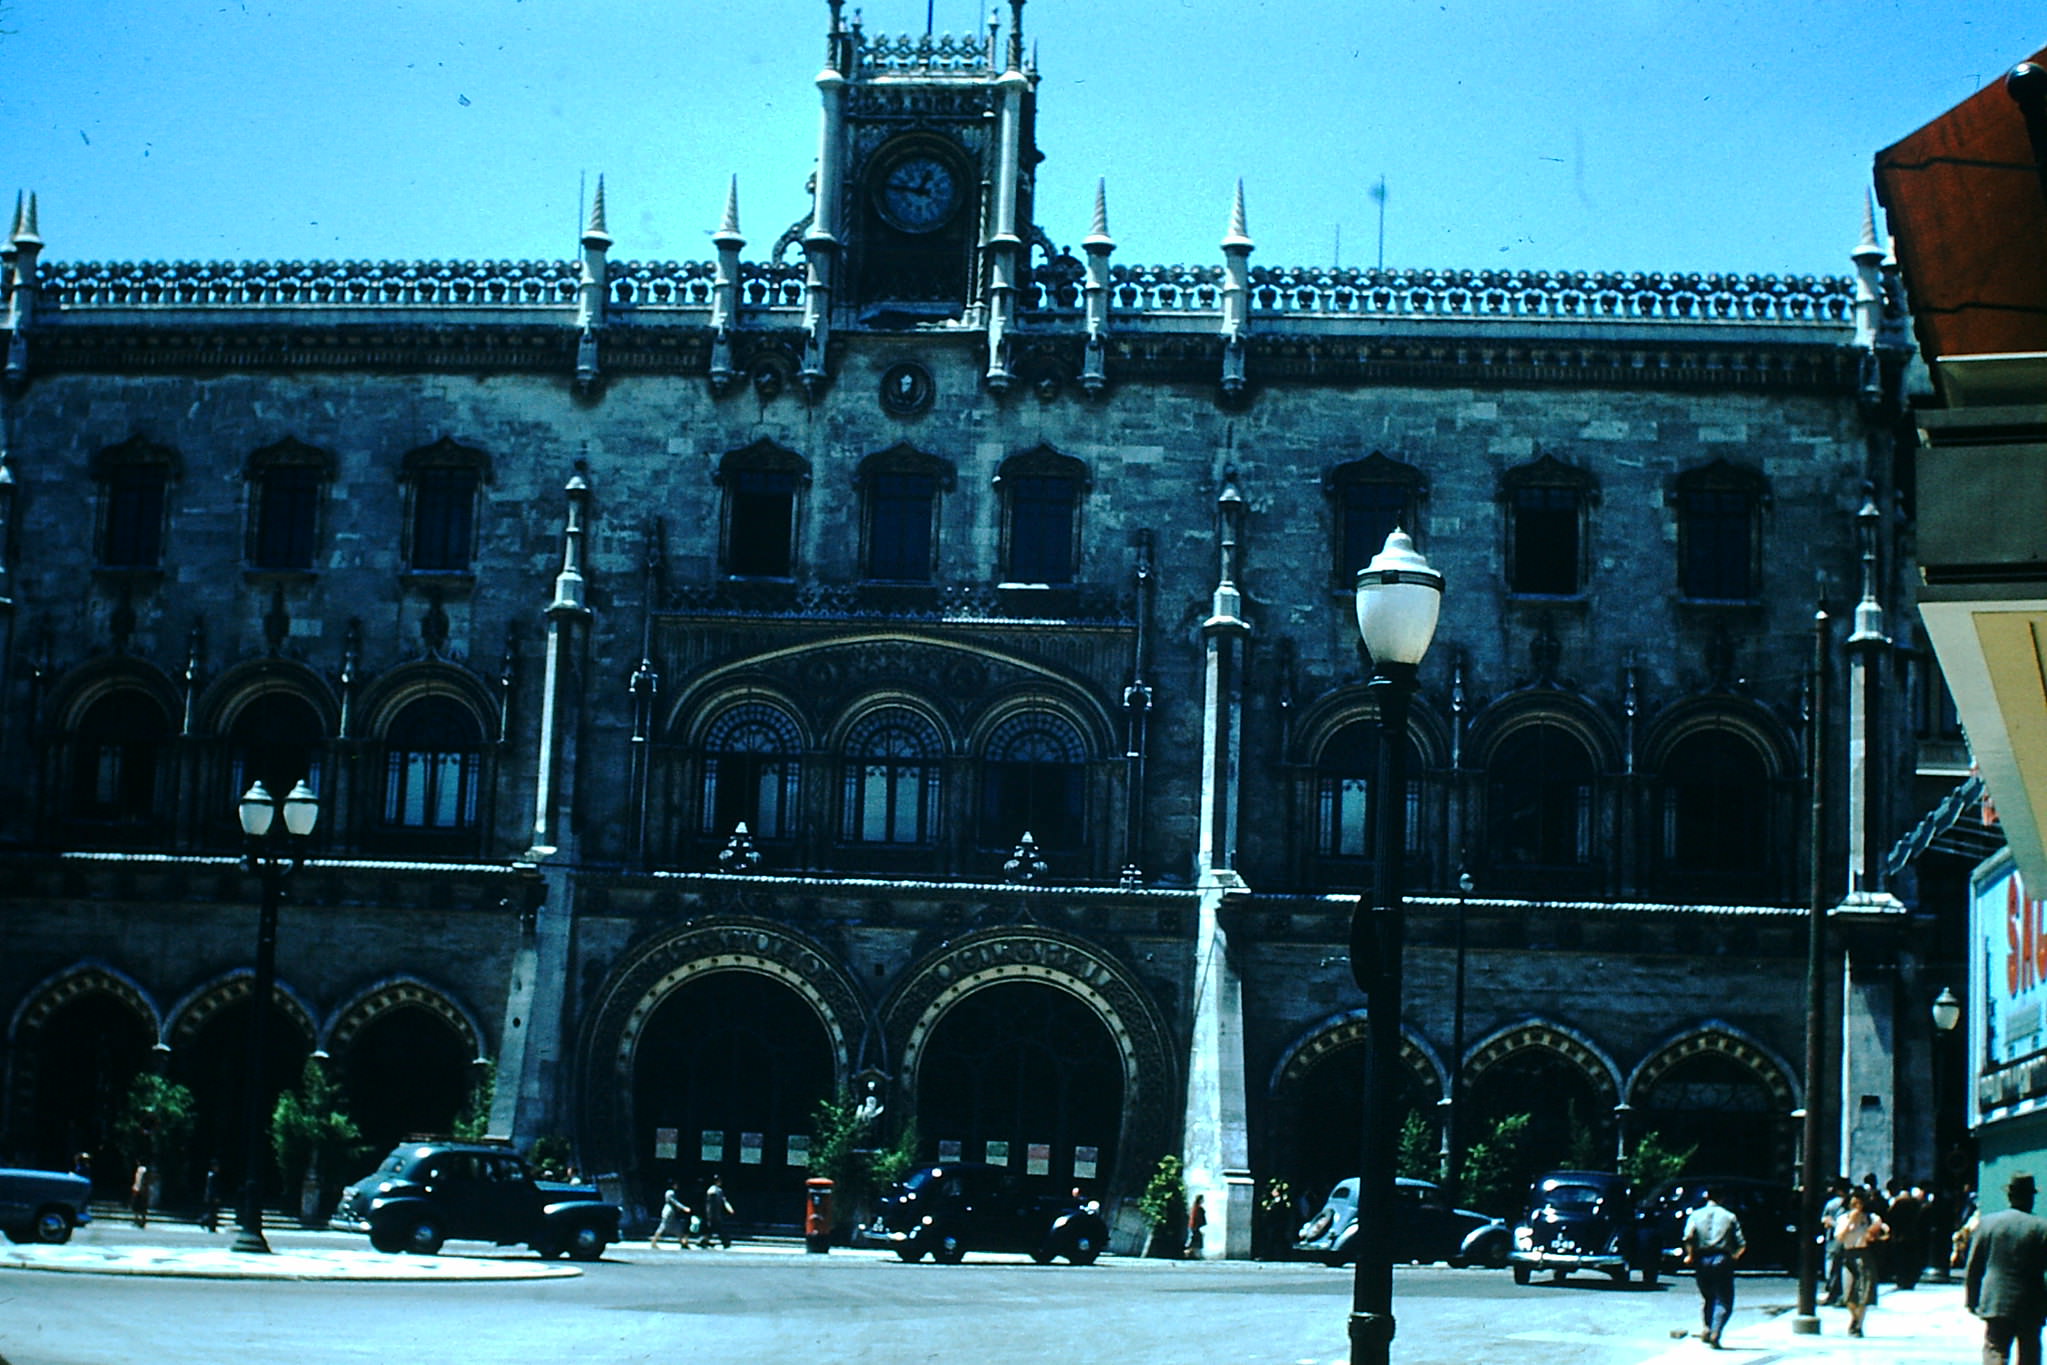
[580,917,868,1207]
[7,965,159,1192]
[329,978,484,1159]
[1629,1027,1796,1180]
[1269,1013,1445,1207]
[166,976,317,1201]
[1463,1021,1621,1205]
[883,927,1173,1198]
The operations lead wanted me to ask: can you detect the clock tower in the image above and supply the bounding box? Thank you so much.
[797,0,1040,390]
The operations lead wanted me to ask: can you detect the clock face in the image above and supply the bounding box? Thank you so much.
[875,154,961,234]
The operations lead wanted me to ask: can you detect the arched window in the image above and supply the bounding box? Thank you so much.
[382,696,484,829]
[1659,728,1772,894]
[716,442,810,580]
[996,448,1089,586]
[980,712,1086,850]
[1313,720,1422,861]
[92,437,177,570]
[858,446,954,584]
[840,708,942,845]
[402,438,490,574]
[1327,453,1425,587]
[245,438,334,572]
[700,703,802,840]
[1486,724,1595,870]
[1675,462,1765,602]
[1502,455,1593,597]
[228,692,325,807]
[73,690,169,823]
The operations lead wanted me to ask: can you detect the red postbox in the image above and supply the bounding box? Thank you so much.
[804,1177,834,1253]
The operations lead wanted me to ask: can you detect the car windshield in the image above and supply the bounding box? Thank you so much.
[1542,1184,1606,1208]
[901,1167,947,1192]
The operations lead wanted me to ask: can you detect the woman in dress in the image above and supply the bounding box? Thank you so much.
[1834,1186,1891,1337]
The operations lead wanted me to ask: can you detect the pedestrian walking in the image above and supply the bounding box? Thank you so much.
[649,1181,692,1249]
[1888,1178,1926,1289]
[199,1159,222,1233]
[1820,1178,1849,1305]
[701,1174,734,1249]
[1183,1193,1207,1259]
[1835,1185,1892,1338]
[129,1161,151,1228]
[1681,1185,1746,1348]
[1967,1172,2047,1365]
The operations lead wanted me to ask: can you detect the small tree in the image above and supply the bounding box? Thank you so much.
[453,1060,495,1140]
[868,1118,921,1189]
[1563,1102,1605,1171]
[1396,1109,1438,1180]
[270,1057,365,1217]
[1620,1129,1697,1191]
[1137,1153,1185,1256]
[112,1073,196,1182]
[1459,1112,1530,1217]
[529,1134,574,1178]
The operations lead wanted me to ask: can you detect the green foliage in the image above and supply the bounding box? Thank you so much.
[1396,1108,1439,1180]
[1136,1153,1185,1230]
[807,1089,867,1188]
[868,1119,921,1189]
[270,1057,365,1188]
[1563,1102,1604,1171]
[453,1060,495,1140]
[528,1134,573,1176]
[1459,1112,1531,1217]
[112,1073,197,1173]
[1620,1129,1698,1190]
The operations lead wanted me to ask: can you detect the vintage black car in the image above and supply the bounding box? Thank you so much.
[0,1166,93,1244]
[1294,1176,1511,1268]
[1509,1170,1659,1286]
[864,1162,1108,1265]
[1635,1176,1801,1271]
[335,1140,618,1259]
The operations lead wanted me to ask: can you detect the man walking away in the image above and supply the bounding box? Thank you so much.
[1682,1186,1746,1348]
[199,1159,222,1233]
[701,1174,734,1249]
[1968,1172,2047,1365]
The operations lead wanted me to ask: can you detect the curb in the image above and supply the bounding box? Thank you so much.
[0,1245,581,1282]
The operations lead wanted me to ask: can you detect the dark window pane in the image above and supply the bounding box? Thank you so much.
[1007,476,1075,584]
[981,713,1085,848]
[841,710,941,845]
[73,693,166,820]
[729,470,796,577]
[102,467,167,568]
[700,703,802,839]
[1314,721,1423,858]
[228,693,325,808]
[1486,725,1594,867]
[1681,489,1755,600]
[1662,733,1767,872]
[867,473,935,581]
[411,467,477,572]
[382,697,482,830]
[254,465,321,570]
[1341,483,1412,581]
[1510,485,1580,595]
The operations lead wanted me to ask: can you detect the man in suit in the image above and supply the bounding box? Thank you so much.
[1967,1172,2047,1365]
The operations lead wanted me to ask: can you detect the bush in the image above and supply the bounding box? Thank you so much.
[1137,1153,1185,1230]
[112,1073,196,1179]
[1621,1129,1697,1190]
[270,1057,366,1191]
[453,1060,495,1140]
[1396,1109,1439,1181]
[1459,1113,1530,1217]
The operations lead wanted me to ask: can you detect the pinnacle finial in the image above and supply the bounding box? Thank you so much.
[1852,189,1881,264]
[1007,0,1026,72]
[1084,177,1114,252]
[8,191,21,241]
[713,175,745,251]
[16,191,41,247]
[1222,179,1253,252]
[583,175,611,247]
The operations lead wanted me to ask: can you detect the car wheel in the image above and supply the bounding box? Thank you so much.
[533,1235,565,1260]
[369,1223,404,1254]
[405,1216,445,1256]
[1552,1269,1570,1284]
[895,1245,925,1263]
[1485,1241,1510,1270]
[1067,1234,1099,1267]
[28,1208,74,1245]
[565,1226,607,1262]
[1031,1245,1057,1265]
[931,1233,966,1264]
[1512,1265,1531,1286]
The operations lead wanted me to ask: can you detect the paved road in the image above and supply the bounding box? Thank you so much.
[0,1224,1795,1365]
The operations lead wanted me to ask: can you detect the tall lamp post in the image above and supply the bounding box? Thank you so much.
[1931,986,1962,1282]
[1349,528,1442,1365]
[232,779,319,1255]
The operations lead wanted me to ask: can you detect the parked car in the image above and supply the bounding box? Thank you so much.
[0,1166,93,1244]
[1294,1176,1511,1268]
[1509,1170,1659,1286]
[335,1140,618,1259]
[862,1162,1108,1265]
[1635,1176,1802,1271]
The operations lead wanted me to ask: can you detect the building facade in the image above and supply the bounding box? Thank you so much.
[0,4,1944,1253]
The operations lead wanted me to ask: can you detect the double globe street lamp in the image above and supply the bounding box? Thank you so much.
[232,779,319,1254]
[1348,528,1443,1365]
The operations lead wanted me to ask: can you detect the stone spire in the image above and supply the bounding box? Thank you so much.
[1219,181,1253,396]
[1081,179,1115,397]
[575,177,611,392]
[1851,190,1884,351]
[709,176,745,396]
[802,0,850,394]
[6,191,42,383]
[983,0,1033,393]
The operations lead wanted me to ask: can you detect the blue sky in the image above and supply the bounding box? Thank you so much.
[2,1,2040,278]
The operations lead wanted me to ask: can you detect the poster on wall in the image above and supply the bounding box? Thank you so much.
[985,1140,1010,1167]
[1026,1143,1051,1176]
[787,1135,810,1167]
[739,1132,764,1165]
[938,1139,962,1162]
[701,1130,725,1163]
[654,1128,678,1161]
[1972,854,2047,1125]
[1073,1146,1099,1181]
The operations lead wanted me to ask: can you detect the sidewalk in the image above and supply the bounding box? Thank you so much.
[1633,1281,1973,1364]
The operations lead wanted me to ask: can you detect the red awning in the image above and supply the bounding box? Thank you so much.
[1874,47,2047,368]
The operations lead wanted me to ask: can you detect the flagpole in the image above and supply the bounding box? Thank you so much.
[1372,176,1387,272]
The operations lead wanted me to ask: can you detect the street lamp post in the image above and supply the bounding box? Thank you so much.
[1793,607,1829,1332]
[1443,866,1472,1200]
[1349,529,1442,1365]
[1930,986,1962,1283]
[232,779,319,1255]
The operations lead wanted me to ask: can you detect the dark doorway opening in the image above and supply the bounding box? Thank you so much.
[341,1006,474,1160]
[171,997,313,1204]
[20,994,154,1195]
